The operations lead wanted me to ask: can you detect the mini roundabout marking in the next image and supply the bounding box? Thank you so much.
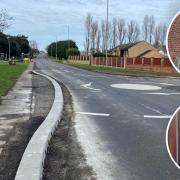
[110,84,162,91]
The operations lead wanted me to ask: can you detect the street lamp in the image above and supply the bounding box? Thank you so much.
[7,36,11,61]
[56,37,58,60]
[106,0,109,66]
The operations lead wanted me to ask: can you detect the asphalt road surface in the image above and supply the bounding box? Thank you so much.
[36,55,180,180]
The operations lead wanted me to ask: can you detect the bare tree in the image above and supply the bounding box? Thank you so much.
[112,18,117,48]
[142,15,149,42]
[30,40,38,50]
[153,24,161,48]
[90,21,98,54]
[160,24,167,48]
[117,18,126,45]
[127,20,140,43]
[107,21,112,49]
[96,30,101,52]
[101,20,106,52]
[149,15,155,44]
[84,13,93,55]
[0,9,13,32]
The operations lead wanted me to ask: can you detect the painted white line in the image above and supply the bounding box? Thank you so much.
[139,82,174,86]
[81,83,100,91]
[111,84,161,91]
[144,93,180,96]
[144,115,171,119]
[76,112,110,117]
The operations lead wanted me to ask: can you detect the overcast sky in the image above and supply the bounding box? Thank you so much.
[1,0,180,50]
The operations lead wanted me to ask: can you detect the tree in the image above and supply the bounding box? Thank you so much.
[30,40,39,57]
[112,18,117,48]
[13,35,30,54]
[96,30,101,52]
[149,15,155,44]
[117,19,126,45]
[101,20,106,52]
[153,24,161,48]
[0,9,13,32]
[160,24,167,48]
[90,21,98,54]
[127,20,140,43]
[84,13,93,56]
[48,40,79,59]
[142,15,149,42]
[66,48,80,57]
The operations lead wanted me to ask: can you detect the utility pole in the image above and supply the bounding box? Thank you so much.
[7,36,10,60]
[68,25,70,49]
[56,37,58,60]
[106,0,109,66]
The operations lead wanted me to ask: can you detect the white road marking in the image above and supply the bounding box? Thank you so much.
[144,115,171,119]
[76,112,110,117]
[139,82,174,86]
[111,84,161,91]
[144,93,180,96]
[81,83,100,91]
[140,104,163,115]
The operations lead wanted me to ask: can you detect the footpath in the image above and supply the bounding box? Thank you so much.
[0,62,54,180]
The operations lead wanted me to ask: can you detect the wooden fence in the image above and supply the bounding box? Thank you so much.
[68,56,177,73]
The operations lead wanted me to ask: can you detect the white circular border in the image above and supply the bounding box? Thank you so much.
[166,106,180,169]
[166,11,180,74]
[110,84,161,91]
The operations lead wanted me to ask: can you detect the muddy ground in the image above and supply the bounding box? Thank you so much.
[0,74,54,180]
[43,82,96,180]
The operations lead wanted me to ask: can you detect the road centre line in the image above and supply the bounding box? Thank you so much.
[144,115,171,119]
[76,112,110,117]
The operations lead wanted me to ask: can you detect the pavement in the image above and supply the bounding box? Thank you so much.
[0,63,33,155]
[35,55,180,180]
[0,62,55,180]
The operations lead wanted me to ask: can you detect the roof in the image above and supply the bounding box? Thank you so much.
[136,50,152,58]
[109,41,143,52]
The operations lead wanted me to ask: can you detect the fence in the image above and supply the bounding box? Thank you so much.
[68,56,177,74]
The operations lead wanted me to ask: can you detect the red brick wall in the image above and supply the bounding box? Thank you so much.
[168,117,177,162]
[168,14,180,60]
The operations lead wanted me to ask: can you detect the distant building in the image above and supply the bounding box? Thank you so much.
[109,41,164,58]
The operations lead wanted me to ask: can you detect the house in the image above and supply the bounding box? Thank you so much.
[109,41,164,58]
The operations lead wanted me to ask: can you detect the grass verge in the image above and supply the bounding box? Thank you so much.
[67,63,179,77]
[0,61,28,96]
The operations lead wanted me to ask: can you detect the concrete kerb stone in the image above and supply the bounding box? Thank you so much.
[15,71,64,180]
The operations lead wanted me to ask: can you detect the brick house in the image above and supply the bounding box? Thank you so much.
[168,13,180,70]
[109,41,164,58]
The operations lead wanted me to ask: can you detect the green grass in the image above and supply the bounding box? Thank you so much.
[67,63,179,77]
[0,61,28,96]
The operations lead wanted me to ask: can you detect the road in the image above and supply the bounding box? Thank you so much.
[36,55,180,180]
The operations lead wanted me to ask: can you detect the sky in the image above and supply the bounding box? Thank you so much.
[1,0,180,50]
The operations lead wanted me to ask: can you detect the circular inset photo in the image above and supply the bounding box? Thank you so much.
[167,11,180,73]
[166,107,180,168]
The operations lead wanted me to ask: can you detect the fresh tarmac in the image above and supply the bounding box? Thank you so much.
[36,55,180,180]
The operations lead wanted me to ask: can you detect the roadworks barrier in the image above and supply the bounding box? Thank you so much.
[15,71,63,180]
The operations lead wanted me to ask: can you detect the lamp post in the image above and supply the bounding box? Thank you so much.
[106,0,109,66]
[7,36,11,61]
[56,37,58,60]
[68,25,70,50]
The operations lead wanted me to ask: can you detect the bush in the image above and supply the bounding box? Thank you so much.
[66,48,80,57]
[93,52,106,57]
